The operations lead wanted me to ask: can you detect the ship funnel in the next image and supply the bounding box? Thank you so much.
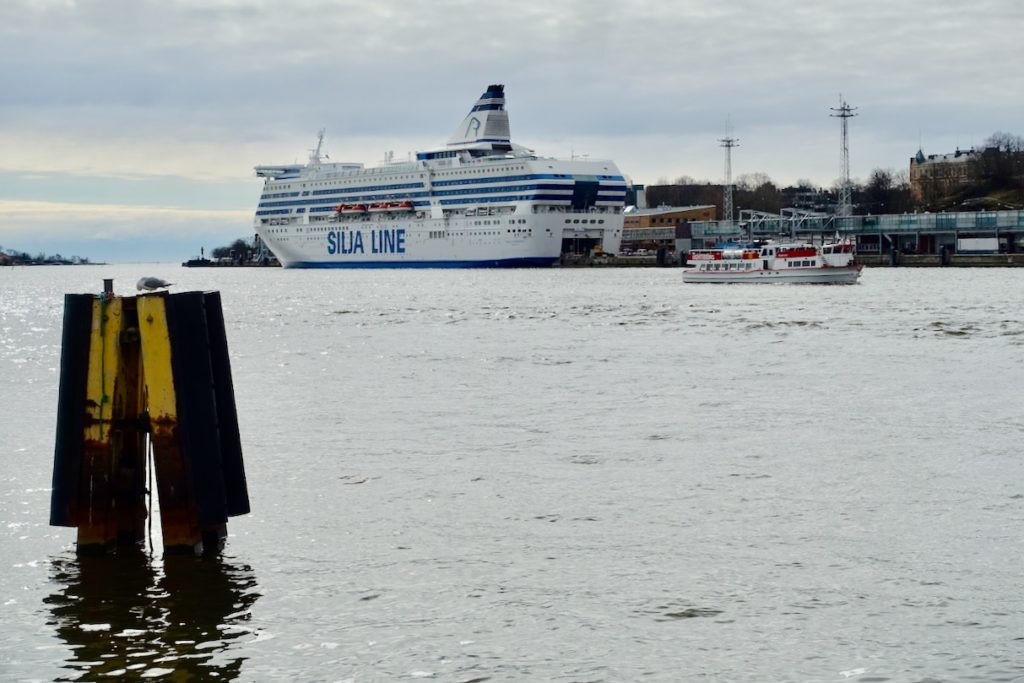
[447,84,511,149]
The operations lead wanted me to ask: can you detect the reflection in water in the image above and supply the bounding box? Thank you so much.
[45,551,259,681]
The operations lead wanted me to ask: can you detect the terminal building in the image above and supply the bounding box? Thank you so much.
[621,205,716,257]
[687,209,1023,257]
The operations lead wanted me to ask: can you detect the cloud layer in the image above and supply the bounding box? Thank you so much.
[2,0,1022,259]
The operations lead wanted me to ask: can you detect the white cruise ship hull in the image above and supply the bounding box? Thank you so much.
[262,202,592,268]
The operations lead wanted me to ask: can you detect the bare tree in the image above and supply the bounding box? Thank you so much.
[735,172,771,191]
[972,132,1024,192]
[985,131,1024,153]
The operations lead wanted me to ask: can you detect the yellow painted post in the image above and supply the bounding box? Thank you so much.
[76,296,123,551]
[54,284,248,556]
[136,294,203,554]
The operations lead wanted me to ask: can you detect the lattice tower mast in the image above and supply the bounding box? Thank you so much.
[830,96,857,217]
[719,132,739,223]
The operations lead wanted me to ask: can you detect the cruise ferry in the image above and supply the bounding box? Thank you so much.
[253,85,626,268]
[682,241,863,284]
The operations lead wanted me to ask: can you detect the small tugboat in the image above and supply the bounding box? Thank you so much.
[682,240,862,284]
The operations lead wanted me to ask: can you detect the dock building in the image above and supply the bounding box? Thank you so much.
[621,205,715,256]
[688,208,1024,259]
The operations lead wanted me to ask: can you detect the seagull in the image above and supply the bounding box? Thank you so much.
[136,277,174,291]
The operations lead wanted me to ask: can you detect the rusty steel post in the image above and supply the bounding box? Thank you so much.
[136,293,204,554]
[51,284,249,557]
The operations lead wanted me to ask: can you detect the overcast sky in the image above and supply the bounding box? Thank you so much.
[2,0,1021,262]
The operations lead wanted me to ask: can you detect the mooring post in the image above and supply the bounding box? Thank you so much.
[136,293,204,553]
[76,294,126,551]
[51,282,249,556]
[113,296,148,546]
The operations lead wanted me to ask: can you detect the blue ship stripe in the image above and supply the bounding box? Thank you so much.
[260,192,626,214]
[263,175,626,199]
[308,181,424,196]
[439,194,566,205]
[432,173,626,186]
[431,183,579,197]
[260,186,626,209]
[259,192,432,208]
[286,257,557,269]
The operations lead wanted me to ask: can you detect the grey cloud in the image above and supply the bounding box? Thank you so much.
[1,0,1022,185]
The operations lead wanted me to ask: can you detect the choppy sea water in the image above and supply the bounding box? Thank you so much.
[1,264,1023,682]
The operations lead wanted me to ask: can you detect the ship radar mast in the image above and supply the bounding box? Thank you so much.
[309,128,326,167]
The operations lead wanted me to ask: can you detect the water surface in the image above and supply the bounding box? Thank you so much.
[2,265,1023,681]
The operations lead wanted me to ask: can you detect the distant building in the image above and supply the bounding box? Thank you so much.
[781,186,834,214]
[622,205,716,255]
[623,205,716,230]
[909,148,978,201]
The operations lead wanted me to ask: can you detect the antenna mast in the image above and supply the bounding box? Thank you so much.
[830,96,857,217]
[309,128,326,167]
[719,123,739,225]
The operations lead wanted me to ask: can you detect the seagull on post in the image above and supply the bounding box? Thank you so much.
[136,277,174,292]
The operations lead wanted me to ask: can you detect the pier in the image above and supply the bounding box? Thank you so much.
[614,208,1024,265]
[688,208,1024,256]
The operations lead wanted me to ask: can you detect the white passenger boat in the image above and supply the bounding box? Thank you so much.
[682,241,863,284]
